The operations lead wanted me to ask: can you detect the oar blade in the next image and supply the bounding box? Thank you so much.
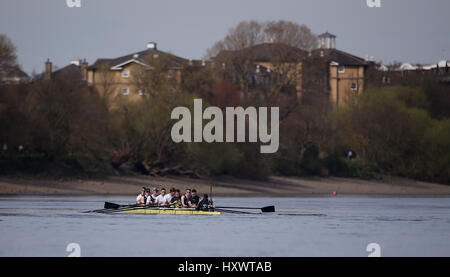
[261,206,275,213]
[104,202,121,209]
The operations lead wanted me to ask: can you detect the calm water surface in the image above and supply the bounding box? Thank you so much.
[0,195,449,257]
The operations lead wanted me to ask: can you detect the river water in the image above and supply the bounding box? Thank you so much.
[0,195,449,257]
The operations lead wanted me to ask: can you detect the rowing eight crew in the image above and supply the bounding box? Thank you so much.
[136,187,208,209]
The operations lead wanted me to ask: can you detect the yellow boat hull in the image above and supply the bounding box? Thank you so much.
[122,208,221,215]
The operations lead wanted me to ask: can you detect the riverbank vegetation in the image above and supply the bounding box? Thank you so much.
[1,23,449,184]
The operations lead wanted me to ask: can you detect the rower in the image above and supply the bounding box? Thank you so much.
[170,189,182,206]
[188,189,200,208]
[181,188,191,207]
[195,194,209,210]
[144,189,151,204]
[146,188,158,206]
[155,188,167,205]
[136,187,147,204]
[165,187,176,204]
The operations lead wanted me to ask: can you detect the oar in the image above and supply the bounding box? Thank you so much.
[104,201,181,209]
[104,202,123,209]
[213,205,275,213]
[213,208,257,214]
[104,202,157,209]
[103,202,182,211]
[101,202,149,213]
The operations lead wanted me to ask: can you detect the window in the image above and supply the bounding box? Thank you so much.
[338,65,345,73]
[350,82,358,91]
[121,70,130,78]
[138,88,146,95]
[122,88,130,95]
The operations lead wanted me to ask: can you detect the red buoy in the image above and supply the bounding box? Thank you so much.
[333,191,338,196]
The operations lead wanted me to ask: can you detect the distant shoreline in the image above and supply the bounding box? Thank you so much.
[1,174,450,196]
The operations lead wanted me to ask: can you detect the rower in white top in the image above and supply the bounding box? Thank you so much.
[164,188,176,204]
[146,188,158,206]
[155,188,168,205]
[136,187,147,204]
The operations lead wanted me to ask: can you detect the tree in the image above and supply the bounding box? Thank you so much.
[26,72,109,161]
[95,62,118,107]
[209,20,316,105]
[206,20,264,58]
[333,86,450,183]
[206,20,317,58]
[264,20,318,50]
[0,34,19,79]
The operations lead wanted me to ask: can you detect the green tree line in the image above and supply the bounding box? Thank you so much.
[1,27,449,184]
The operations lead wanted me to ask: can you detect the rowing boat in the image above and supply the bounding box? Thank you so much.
[122,207,220,215]
[86,201,275,215]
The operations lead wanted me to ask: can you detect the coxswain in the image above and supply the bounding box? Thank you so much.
[195,194,209,210]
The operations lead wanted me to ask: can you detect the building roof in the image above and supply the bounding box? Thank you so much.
[422,60,450,70]
[0,67,29,84]
[53,64,83,79]
[311,48,368,66]
[88,48,189,71]
[399,63,418,71]
[318,32,336,38]
[3,67,29,78]
[214,43,307,63]
[34,63,84,81]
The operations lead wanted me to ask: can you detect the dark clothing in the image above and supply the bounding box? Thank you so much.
[139,194,147,204]
[195,195,209,210]
[189,195,200,206]
[170,196,181,204]
[182,195,191,206]
[148,195,156,204]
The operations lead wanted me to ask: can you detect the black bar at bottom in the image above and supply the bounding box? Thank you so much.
[0,257,448,275]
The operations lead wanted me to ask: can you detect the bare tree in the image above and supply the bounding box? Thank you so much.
[209,20,314,108]
[0,34,19,80]
[206,20,317,58]
[264,20,318,50]
[206,20,264,58]
[133,53,179,97]
[95,62,117,107]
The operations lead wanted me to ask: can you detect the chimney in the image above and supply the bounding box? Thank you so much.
[45,59,52,80]
[147,42,157,50]
[81,59,88,81]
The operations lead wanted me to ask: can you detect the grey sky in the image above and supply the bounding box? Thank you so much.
[1,0,449,74]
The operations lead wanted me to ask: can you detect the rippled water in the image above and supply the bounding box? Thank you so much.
[1,195,450,257]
